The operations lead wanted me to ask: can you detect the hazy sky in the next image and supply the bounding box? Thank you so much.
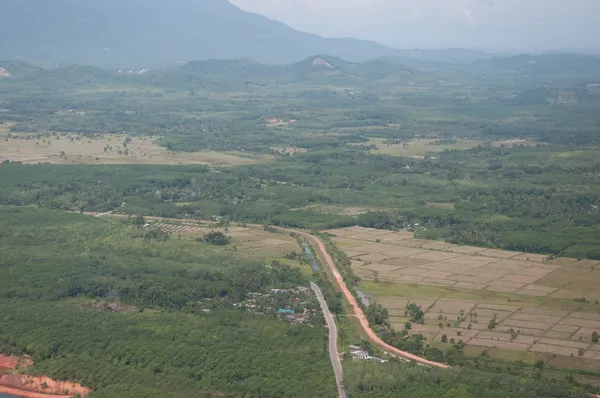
[229,0,599,51]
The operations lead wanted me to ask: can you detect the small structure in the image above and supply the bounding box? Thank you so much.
[350,349,369,359]
[277,308,295,315]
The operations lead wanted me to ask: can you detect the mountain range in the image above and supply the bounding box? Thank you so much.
[0,0,496,68]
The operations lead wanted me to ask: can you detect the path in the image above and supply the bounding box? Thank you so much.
[282,228,449,369]
[310,282,346,398]
[84,212,449,368]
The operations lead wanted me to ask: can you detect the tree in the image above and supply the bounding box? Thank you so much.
[405,303,424,323]
[441,334,448,343]
[592,331,599,343]
[366,303,389,326]
[487,314,498,330]
[202,231,231,246]
[405,321,412,330]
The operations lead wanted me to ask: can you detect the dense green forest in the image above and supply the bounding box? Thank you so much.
[0,207,336,397]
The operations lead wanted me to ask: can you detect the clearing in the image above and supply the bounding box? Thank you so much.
[102,215,308,273]
[358,138,481,157]
[0,133,263,166]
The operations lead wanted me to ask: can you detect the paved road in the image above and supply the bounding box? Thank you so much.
[310,282,347,398]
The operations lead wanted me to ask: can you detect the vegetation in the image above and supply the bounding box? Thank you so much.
[0,207,336,397]
[201,231,231,246]
[344,358,597,398]
[1,51,600,395]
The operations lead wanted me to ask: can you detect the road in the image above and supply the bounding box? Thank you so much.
[88,212,449,369]
[310,282,347,398]
[283,228,450,369]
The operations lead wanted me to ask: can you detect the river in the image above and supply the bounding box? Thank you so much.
[302,242,320,271]
[0,394,21,398]
[355,284,370,307]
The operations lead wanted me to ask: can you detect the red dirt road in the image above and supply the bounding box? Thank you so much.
[287,229,450,369]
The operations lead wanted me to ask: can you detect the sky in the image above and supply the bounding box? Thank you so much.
[229,0,600,51]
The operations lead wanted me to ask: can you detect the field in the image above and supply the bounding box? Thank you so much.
[0,133,263,166]
[132,217,303,267]
[325,226,600,368]
[360,138,482,157]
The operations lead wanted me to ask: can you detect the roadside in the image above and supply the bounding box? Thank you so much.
[281,228,450,369]
[87,212,450,368]
[310,282,346,398]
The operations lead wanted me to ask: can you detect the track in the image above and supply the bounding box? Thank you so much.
[90,213,449,369]
[310,282,347,398]
[282,228,450,369]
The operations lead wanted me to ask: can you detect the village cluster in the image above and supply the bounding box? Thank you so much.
[238,286,317,325]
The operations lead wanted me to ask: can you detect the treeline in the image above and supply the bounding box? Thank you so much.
[1,143,599,259]
[344,359,596,398]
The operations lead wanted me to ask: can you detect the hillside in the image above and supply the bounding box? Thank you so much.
[0,0,404,68]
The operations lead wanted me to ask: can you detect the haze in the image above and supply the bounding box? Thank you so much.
[230,0,600,51]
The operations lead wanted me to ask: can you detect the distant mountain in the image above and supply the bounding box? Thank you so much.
[0,0,407,68]
[160,55,421,89]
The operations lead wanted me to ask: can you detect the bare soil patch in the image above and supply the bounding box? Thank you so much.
[544,331,574,340]
[0,134,261,166]
[468,338,531,351]
[477,249,522,259]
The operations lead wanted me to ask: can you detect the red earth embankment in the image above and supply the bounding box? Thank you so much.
[0,355,90,398]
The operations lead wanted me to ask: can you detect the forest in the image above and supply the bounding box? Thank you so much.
[0,207,336,397]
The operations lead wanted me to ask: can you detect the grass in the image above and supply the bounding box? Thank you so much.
[291,204,385,216]
[0,134,263,166]
[360,281,600,312]
[359,137,481,157]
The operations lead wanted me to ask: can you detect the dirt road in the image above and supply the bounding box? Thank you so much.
[89,213,449,368]
[287,229,449,369]
[310,282,347,398]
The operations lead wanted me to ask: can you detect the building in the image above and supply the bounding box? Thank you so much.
[277,308,295,315]
[350,349,369,359]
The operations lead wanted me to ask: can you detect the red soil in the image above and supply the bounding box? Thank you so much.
[0,355,89,398]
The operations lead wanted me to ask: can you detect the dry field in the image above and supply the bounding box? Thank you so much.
[0,133,262,166]
[357,138,481,157]
[291,204,385,216]
[325,226,600,365]
[144,220,300,262]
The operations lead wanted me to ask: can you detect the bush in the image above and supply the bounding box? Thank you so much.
[202,231,231,246]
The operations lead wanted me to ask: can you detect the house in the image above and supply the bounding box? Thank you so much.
[350,349,369,359]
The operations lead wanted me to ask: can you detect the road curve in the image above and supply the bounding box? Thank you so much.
[88,213,449,369]
[310,282,347,398]
[285,229,450,369]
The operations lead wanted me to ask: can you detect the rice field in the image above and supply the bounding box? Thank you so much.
[325,226,600,368]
